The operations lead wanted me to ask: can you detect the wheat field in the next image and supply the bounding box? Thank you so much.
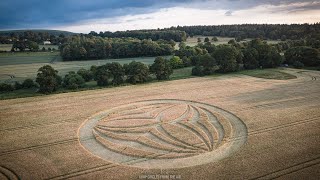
[0,68,319,179]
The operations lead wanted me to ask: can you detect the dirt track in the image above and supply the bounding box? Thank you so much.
[0,68,319,179]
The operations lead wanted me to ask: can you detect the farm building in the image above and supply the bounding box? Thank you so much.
[43,41,51,45]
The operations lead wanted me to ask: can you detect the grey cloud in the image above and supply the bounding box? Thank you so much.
[225,10,233,16]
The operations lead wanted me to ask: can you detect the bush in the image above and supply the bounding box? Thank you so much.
[90,65,98,75]
[0,83,14,92]
[293,61,304,69]
[22,79,36,89]
[63,71,85,89]
[77,68,94,82]
[169,56,184,69]
[212,37,218,42]
[192,66,206,76]
[14,81,23,90]
[182,56,191,67]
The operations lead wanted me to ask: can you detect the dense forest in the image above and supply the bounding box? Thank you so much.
[87,24,320,42]
[88,30,187,42]
[60,35,175,60]
[171,24,320,40]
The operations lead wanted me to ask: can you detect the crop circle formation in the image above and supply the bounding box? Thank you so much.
[78,99,248,169]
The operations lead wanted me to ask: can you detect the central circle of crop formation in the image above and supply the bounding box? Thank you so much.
[78,99,247,169]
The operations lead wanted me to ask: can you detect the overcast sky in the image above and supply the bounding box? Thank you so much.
[0,0,319,33]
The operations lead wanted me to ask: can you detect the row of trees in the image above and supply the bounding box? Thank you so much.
[11,40,39,52]
[10,40,58,52]
[171,24,320,40]
[1,56,176,93]
[60,36,175,60]
[34,58,174,93]
[0,78,37,92]
[88,24,320,42]
[275,38,320,52]
[284,46,320,68]
[0,31,70,45]
[88,30,187,42]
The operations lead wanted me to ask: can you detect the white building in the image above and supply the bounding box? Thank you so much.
[43,41,51,45]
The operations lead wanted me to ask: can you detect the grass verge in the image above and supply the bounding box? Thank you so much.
[237,69,297,80]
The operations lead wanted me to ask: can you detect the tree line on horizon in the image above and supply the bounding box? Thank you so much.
[171,23,320,41]
[0,31,68,45]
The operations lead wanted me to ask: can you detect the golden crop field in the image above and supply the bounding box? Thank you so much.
[0,68,319,179]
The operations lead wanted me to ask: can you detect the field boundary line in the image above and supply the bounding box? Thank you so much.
[0,138,78,156]
[0,117,82,132]
[46,163,117,180]
[248,116,320,136]
[250,156,320,180]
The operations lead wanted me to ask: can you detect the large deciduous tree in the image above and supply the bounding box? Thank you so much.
[150,57,173,80]
[106,62,125,85]
[242,48,259,69]
[36,65,61,93]
[124,61,150,84]
[213,45,242,73]
[94,65,111,86]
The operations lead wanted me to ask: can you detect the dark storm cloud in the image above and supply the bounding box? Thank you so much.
[0,0,194,29]
[0,0,317,29]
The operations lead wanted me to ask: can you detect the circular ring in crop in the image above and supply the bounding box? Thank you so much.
[78,99,247,169]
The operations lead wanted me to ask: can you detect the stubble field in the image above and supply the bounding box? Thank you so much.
[0,68,319,179]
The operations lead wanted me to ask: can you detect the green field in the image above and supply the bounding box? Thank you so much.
[0,44,59,52]
[0,44,13,51]
[170,67,194,80]
[178,36,282,49]
[238,68,297,80]
[0,52,61,66]
[185,36,236,47]
[0,54,171,83]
